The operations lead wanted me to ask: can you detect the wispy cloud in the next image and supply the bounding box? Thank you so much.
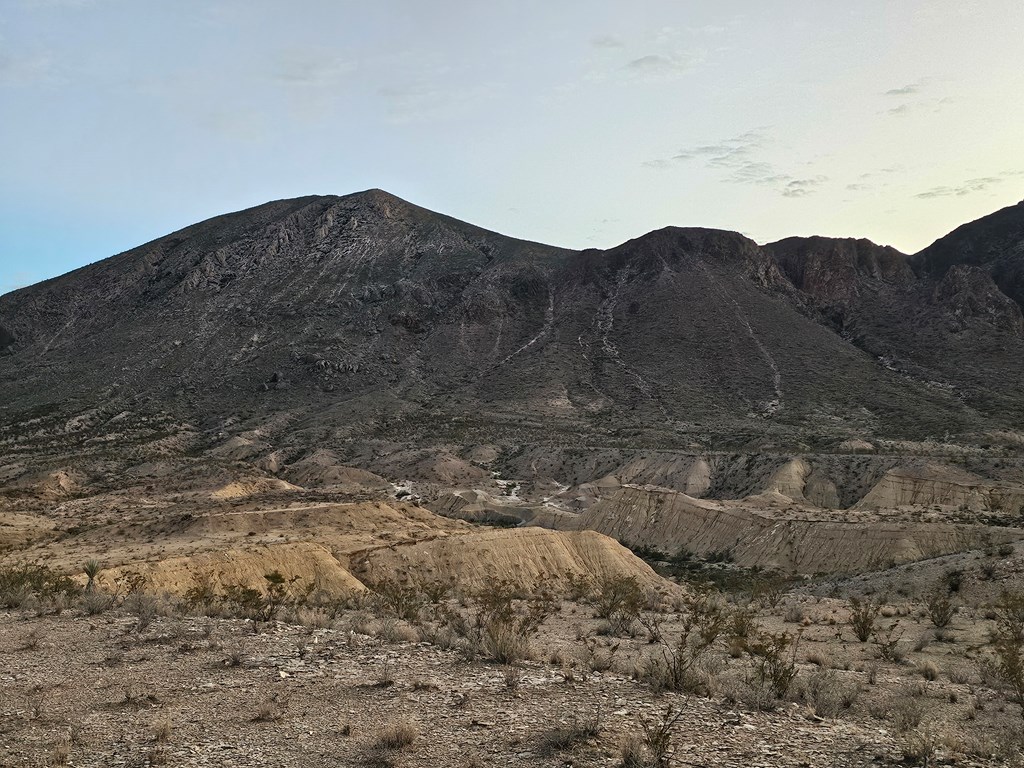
[624,51,701,80]
[0,51,54,86]
[644,129,828,198]
[271,50,355,86]
[880,78,952,117]
[379,80,499,123]
[915,171,1023,199]
[591,34,625,49]
[916,177,1003,198]
[885,82,921,97]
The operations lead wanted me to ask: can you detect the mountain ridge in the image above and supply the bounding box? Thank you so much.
[1,191,1023,490]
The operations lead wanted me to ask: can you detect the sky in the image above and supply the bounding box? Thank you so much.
[2,0,1023,295]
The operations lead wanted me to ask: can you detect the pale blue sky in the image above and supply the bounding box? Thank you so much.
[2,0,1023,294]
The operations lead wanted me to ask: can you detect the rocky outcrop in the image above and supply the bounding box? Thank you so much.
[857,465,1024,513]
[572,484,1024,573]
[353,526,670,595]
[97,542,368,599]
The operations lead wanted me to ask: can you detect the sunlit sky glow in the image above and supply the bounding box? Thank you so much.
[2,0,1023,294]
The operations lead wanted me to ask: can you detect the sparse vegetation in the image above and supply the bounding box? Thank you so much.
[848,596,881,642]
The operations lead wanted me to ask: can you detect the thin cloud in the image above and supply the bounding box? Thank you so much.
[0,51,54,86]
[885,83,920,96]
[591,35,625,49]
[379,81,499,123]
[781,176,829,197]
[624,52,699,78]
[271,51,355,86]
[915,177,1003,198]
[644,129,827,198]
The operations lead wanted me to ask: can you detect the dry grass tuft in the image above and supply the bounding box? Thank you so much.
[374,718,419,751]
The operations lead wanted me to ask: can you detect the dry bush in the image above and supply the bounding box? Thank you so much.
[577,638,619,675]
[872,622,905,662]
[252,693,288,722]
[374,718,419,750]
[503,663,525,691]
[792,668,859,718]
[727,605,759,640]
[618,733,648,768]
[50,737,71,767]
[536,709,601,756]
[638,705,684,767]
[890,695,926,733]
[783,603,804,624]
[900,724,938,765]
[919,660,940,682]
[153,716,172,744]
[77,590,115,615]
[990,590,1024,719]
[848,596,881,642]
[639,591,724,694]
[370,578,428,622]
[592,574,645,635]
[18,627,43,651]
[441,580,554,663]
[745,630,800,704]
[925,586,956,629]
[947,667,970,685]
[805,650,828,667]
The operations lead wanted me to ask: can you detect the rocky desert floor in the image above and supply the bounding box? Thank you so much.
[4,452,1024,768]
[4,575,1024,768]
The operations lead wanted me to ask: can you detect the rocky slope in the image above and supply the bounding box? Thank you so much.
[2,192,1023,480]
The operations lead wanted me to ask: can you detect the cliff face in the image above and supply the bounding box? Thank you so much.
[1,191,1023,487]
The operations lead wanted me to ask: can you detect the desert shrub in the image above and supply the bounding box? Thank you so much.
[752,577,787,610]
[638,705,684,767]
[745,630,800,703]
[872,622,905,662]
[374,719,419,750]
[183,574,220,614]
[783,603,804,624]
[848,596,881,642]
[536,710,601,756]
[919,660,940,682]
[566,573,595,601]
[640,591,724,694]
[900,724,938,765]
[792,668,859,718]
[944,568,964,594]
[438,580,554,663]
[577,638,620,675]
[371,578,428,622]
[890,695,926,732]
[223,571,301,632]
[592,574,645,635]
[618,733,647,768]
[925,586,955,628]
[727,605,759,640]
[989,591,1024,717]
[805,650,828,667]
[78,590,115,615]
[0,563,80,609]
[252,693,288,722]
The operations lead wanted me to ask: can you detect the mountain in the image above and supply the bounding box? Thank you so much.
[1,190,1023,492]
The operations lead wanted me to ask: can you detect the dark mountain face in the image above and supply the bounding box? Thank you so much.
[912,200,1024,310]
[1,190,1023,480]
